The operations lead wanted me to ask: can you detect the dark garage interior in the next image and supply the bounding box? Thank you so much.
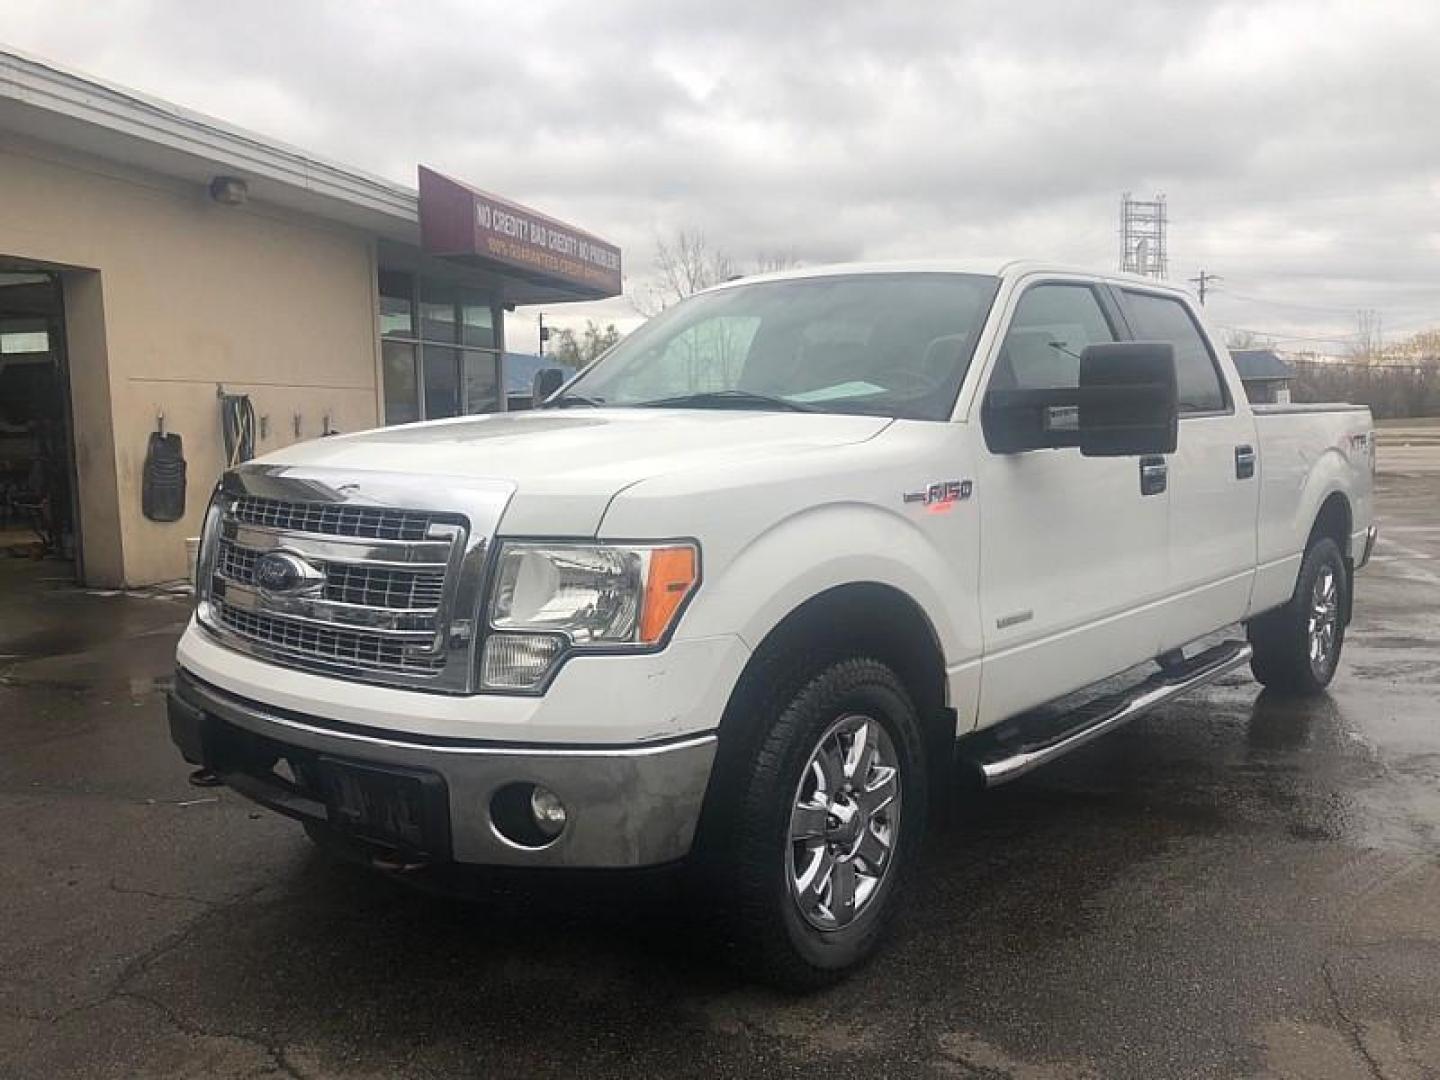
[0,269,73,565]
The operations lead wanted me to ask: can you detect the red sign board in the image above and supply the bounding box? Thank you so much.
[418,166,622,299]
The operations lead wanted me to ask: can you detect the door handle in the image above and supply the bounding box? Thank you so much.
[1235,444,1256,480]
[1139,455,1168,496]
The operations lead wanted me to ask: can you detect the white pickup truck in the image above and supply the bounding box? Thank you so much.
[169,261,1375,986]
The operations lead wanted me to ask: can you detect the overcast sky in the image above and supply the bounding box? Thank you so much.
[6,0,1438,354]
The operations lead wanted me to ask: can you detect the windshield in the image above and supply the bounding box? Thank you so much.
[553,272,1001,420]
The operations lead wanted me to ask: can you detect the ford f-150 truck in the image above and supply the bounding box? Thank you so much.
[169,261,1375,986]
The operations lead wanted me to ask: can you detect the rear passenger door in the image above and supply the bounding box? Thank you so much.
[1115,288,1259,649]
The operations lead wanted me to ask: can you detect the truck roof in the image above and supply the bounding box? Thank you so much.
[707,259,1200,300]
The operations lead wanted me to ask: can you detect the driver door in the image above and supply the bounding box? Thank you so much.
[974,279,1170,726]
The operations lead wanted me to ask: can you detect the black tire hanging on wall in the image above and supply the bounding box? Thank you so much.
[1247,536,1348,695]
[697,656,929,990]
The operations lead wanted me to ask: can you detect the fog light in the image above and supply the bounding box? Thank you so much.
[530,785,567,837]
[490,782,567,849]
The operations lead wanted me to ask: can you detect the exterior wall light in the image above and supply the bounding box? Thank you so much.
[208,175,249,206]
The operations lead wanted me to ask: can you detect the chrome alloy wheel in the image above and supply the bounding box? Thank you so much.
[1308,564,1340,676]
[786,714,902,931]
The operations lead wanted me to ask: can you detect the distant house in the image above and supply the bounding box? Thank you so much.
[1230,349,1294,404]
[504,352,578,410]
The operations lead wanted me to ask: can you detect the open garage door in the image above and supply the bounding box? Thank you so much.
[0,269,78,576]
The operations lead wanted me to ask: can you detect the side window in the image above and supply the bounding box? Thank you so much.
[1121,291,1227,413]
[990,284,1117,391]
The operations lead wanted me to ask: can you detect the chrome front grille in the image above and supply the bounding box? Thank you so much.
[214,604,447,675]
[216,539,258,583]
[197,467,516,694]
[232,494,445,542]
[324,561,447,610]
[215,538,446,611]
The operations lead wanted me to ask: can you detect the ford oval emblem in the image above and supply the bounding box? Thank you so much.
[254,551,325,597]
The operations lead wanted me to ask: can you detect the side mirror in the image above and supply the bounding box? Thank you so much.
[532,367,566,406]
[981,341,1177,456]
[1077,342,1177,457]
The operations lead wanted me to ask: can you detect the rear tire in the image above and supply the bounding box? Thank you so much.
[698,656,929,990]
[1247,537,1348,696]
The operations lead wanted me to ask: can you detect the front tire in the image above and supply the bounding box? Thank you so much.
[704,657,929,990]
[1247,537,1348,695]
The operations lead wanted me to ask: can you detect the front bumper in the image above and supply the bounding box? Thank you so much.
[168,668,717,869]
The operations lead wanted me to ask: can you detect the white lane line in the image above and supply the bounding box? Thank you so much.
[1370,558,1440,587]
[1375,538,1438,561]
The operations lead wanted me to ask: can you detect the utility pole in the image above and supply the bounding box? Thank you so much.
[538,312,549,357]
[1189,270,1220,305]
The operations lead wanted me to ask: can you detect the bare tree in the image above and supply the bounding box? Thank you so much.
[751,250,802,275]
[1224,328,1260,351]
[1291,326,1440,418]
[1350,309,1383,363]
[632,231,803,316]
[633,231,737,316]
[550,320,623,369]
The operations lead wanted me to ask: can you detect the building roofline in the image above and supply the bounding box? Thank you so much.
[0,45,418,228]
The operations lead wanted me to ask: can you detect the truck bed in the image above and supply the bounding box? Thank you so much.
[1250,402,1374,615]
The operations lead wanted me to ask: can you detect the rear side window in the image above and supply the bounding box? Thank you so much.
[990,284,1117,391]
[1120,291,1227,413]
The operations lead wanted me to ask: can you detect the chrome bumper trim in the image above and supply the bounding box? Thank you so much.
[1358,524,1378,569]
[172,669,717,868]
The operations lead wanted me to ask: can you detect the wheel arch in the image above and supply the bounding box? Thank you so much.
[738,580,951,727]
[1308,490,1353,555]
[1307,490,1354,623]
[695,581,955,841]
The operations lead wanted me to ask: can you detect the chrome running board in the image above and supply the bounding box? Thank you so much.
[967,640,1253,787]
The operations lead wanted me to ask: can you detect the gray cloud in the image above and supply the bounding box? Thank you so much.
[6,0,1438,351]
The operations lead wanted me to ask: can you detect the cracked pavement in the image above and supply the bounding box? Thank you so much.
[2,447,1439,1079]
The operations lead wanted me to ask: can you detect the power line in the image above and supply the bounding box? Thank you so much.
[1209,288,1439,330]
[1216,290,1387,317]
[1212,323,1361,345]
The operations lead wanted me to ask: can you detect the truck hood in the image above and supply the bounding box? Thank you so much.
[253,409,892,534]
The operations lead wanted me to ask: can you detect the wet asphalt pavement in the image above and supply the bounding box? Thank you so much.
[2,446,1438,1079]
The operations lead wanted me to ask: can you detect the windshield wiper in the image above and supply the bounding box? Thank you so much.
[542,393,606,409]
[633,390,818,413]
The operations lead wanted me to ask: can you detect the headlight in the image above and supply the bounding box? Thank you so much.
[479,542,699,691]
[193,483,226,608]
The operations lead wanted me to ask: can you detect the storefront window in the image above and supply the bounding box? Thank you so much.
[460,288,496,349]
[382,341,419,425]
[377,270,502,423]
[378,271,415,339]
[463,351,500,413]
[422,346,460,420]
[419,280,458,344]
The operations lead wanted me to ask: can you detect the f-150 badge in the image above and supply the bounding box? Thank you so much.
[904,479,972,510]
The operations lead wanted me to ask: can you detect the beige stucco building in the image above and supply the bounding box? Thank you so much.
[0,48,620,587]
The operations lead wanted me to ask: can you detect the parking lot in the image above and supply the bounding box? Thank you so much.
[2,444,1438,1079]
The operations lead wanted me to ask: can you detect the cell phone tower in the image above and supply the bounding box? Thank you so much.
[1119,193,1168,278]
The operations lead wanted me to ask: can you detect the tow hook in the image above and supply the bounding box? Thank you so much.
[369,853,429,874]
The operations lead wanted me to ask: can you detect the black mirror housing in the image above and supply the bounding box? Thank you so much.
[981,342,1178,457]
[1077,342,1178,457]
[532,367,566,405]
